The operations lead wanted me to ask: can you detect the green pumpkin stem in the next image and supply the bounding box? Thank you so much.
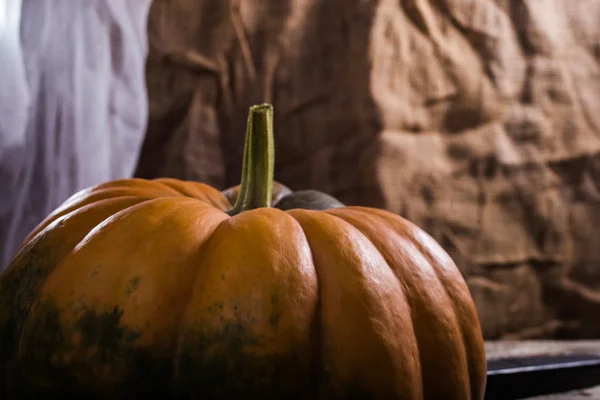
[227,103,275,215]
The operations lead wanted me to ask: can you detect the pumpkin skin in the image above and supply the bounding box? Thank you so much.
[0,106,486,399]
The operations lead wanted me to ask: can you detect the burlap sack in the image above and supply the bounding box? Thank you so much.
[137,0,600,339]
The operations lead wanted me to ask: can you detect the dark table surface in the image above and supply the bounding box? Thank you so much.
[485,341,600,399]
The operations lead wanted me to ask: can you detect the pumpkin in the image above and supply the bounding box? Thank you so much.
[0,104,486,399]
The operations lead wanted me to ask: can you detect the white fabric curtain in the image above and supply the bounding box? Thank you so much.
[0,0,152,270]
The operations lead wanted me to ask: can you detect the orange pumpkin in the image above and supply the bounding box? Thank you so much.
[0,104,486,399]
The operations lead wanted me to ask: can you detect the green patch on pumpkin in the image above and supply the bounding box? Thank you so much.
[269,293,282,331]
[6,298,172,399]
[0,229,68,395]
[174,321,313,400]
[124,276,141,296]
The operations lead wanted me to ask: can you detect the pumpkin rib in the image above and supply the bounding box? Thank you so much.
[1,197,157,388]
[301,218,327,400]
[15,197,195,338]
[14,197,223,394]
[349,206,486,400]
[22,187,177,244]
[407,227,486,400]
[391,220,484,400]
[153,178,232,210]
[13,195,154,268]
[327,207,478,399]
[172,207,318,398]
[18,195,156,254]
[46,178,180,220]
[69,196,209,257]
[283,210,325,400]
[288,209,423,399]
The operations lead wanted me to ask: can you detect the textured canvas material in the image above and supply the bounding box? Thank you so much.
[139,0,600,339]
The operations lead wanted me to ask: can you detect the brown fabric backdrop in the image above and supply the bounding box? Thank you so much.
[136,0,600,339]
